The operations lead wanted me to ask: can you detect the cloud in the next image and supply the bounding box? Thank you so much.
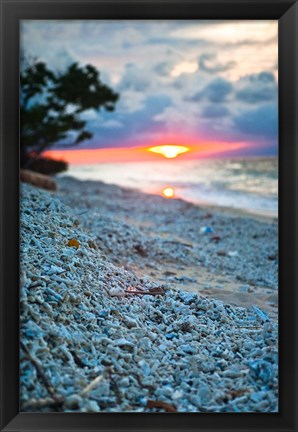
[117,92,146,114]
[189,77,233,103]
[169,21,277,45]
[49,48,76,71]
[236,87,276,104]
[235,71,277,104]
[199,53,235,74]
[201,105,230,118]
[248,72,276,84]
[154,61,176,76]
[100,119,124,128]
[118,63,151,92]
[79,109,99,121]
[170,61,198,77]
[233,104,278,139]
[87,94,173,148]
[203,78,233,103]
[21,20,278,155]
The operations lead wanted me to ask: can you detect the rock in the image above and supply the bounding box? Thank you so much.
[252,306,270,323]
[109,287,125,297]
[61,247,76,261]
[123,316,138,328]
[248,360,273,384]
[20,169,57,191]
[138,360,151,376]
[114,338,135,351]
[163,271,177,276]
[178,291,197,304]
[84,400,100,412]
[98,309,109,318]
[173,276,197,284]
[165,333,177,340]
[64,395,83,410]
[228,251,238,257]
[198,384,212,405]
[180,344,197,355]
[239,284,250,292]
[197,299,209,311]
[200,226,213,234]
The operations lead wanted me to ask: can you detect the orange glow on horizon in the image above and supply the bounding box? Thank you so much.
[148,145,189,159]
[162,187,175,198]
[45,141,247,164]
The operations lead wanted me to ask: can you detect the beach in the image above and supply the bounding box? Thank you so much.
[20,177,278,412]
[57,176,278,318]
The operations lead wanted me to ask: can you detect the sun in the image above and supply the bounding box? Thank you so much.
[148,145,189,159]
[162,187,175,198]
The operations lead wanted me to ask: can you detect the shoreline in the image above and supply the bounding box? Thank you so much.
[60,155,277,223]
[59,173,278,223]
[151,194,277,223]
[56,176,278,318]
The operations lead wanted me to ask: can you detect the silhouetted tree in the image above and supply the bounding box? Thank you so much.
[20,60,119,169]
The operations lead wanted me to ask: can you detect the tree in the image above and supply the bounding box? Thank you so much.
[20,60,119,169]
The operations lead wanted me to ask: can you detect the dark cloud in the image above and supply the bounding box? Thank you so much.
[201,104,230,118]
[235,71,277,104]
[87,94,172,148]
[236,87,275,104]
[248,71,275,84]
[189,78,233,103]
[233,104,278,138]
[204,78,233,102]
[198,53,236,74]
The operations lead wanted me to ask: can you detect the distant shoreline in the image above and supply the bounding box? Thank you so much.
[58,173,278,223]
[59,156,278,219]
[186,200,277,223]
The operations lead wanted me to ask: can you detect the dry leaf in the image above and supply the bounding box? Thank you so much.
[67,239,80,249]
[147,399,177,413]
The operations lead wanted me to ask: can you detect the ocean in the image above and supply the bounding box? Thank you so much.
[62,157,278,217]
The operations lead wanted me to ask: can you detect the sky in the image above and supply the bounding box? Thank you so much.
[21,20,278,159]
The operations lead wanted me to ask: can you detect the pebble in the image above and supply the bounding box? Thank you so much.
[138,360,151,376]
[64,395,83,410]
[179,344,197,355]
[198,384,212,404]
[239,284,250,292]
[84,400,100,412]
[200,226,213,234]
[19,182,278,414]
[114,338,134,350]
[109,287,125,296]
[252,306,270,323]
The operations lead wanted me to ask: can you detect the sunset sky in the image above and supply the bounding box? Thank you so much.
[21,20,278,162]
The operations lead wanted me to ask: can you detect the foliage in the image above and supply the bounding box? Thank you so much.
[28,156,68,175]
[20,60,119,169]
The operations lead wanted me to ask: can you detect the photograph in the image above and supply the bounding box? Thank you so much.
[19,19,278,413]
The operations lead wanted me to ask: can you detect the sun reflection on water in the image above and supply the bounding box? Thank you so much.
[162,187,175,198]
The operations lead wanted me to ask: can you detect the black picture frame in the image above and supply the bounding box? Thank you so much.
[0,1,297,431]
